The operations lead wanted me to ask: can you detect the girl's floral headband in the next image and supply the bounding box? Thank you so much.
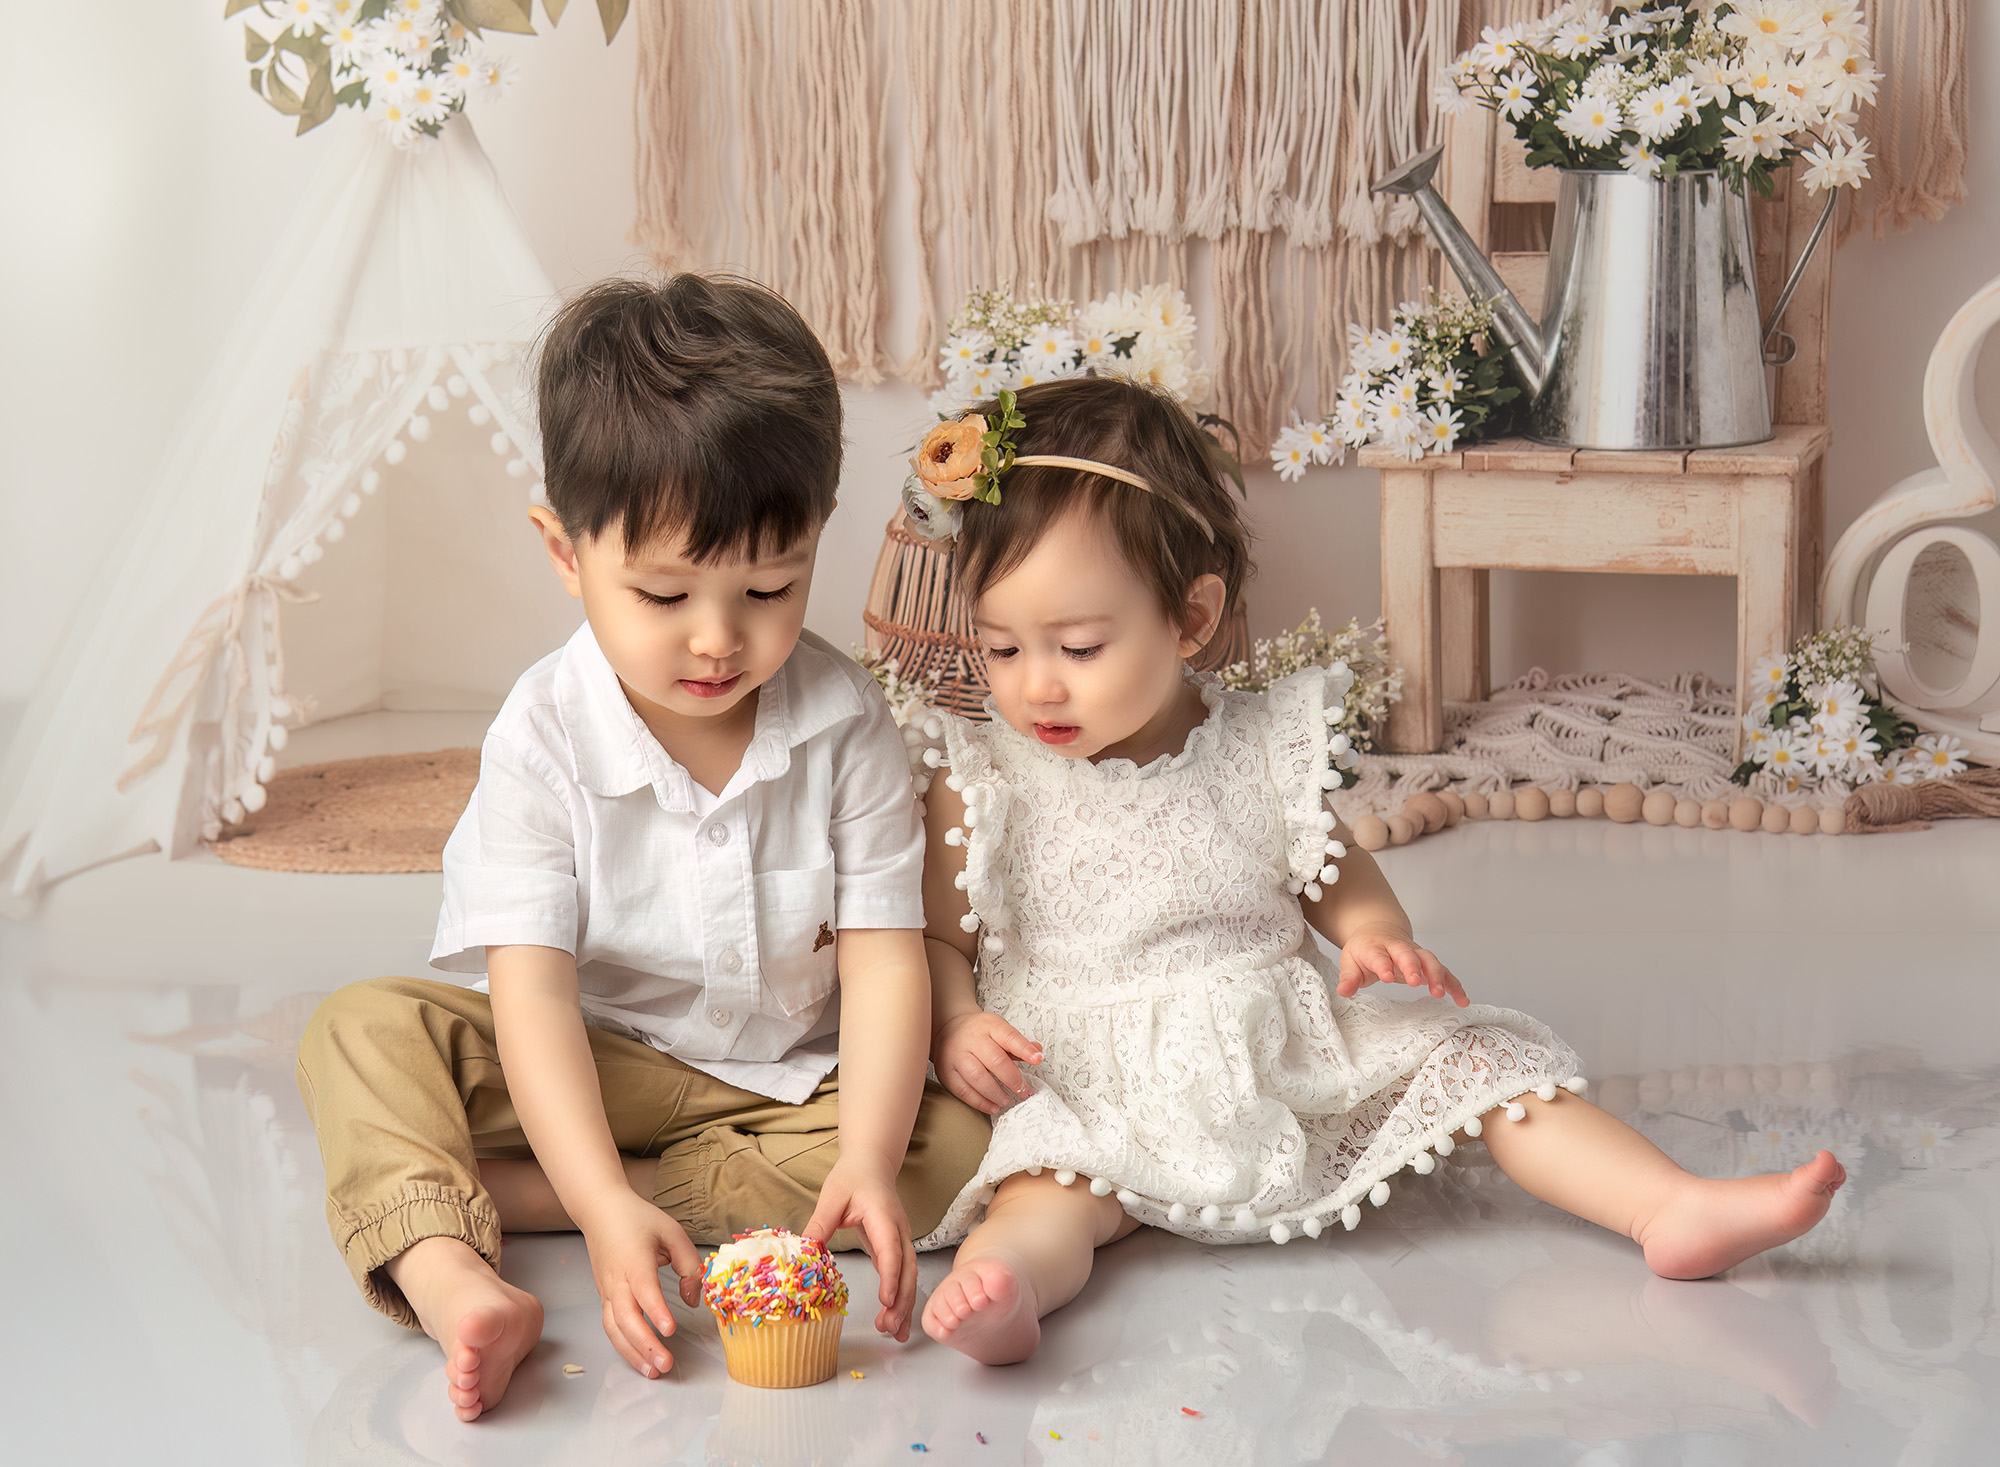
[901,389,1215,546]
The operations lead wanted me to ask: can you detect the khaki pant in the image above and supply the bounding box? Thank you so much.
[296,976,989,1327]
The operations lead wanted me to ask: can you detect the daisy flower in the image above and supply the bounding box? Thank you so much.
[1687,56,1735,107]
[378,13,439,60]
[1382,371,1422,407]
[1557,91,1624,149]
[1621,139,1663,177]
[1370,395,1421,445]
[1762,728,1809,779]
[329,23,371,71]
[1077,296,1147,354]
[1271,424,1313,482]
[1807,679,1865,737]
[1434,76,1474,117]
[1804,732,1847,778]
[326,0,363,21]
[1630,82,1689,141]
[1376,331,1416,371]
[1743,718,1775,762]
[1750,652,1792,694]
[439,50,481,97]
[405,71,452,125]
[1811,40,1880,113]
[1137,284,1197,346]
[1552,11,1611,58]
[473,55,519,102]
[279,0,331,37]
[1496,69,1541,121]
[939,329,995,377]
[372,96,423,147]
[1420,404,1465,454]
[1801,138,1871,192]
[1020,327,1082,377]
[1723,102,1788,163]
[1835,726,1880,772]
[1427,365,1465,398]
[363,51,417,104]
[1300,418,1338,464]
[1910,732,1970,779]
[1470,24,1522,73]
[1719,0,1809,53]
[1898,1118,1957,1167]
[960,357,1015,397]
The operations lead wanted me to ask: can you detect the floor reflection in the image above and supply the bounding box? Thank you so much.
[7,952,1999,1464]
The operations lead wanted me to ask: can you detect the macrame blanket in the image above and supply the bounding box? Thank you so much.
[1330,668,1756,819]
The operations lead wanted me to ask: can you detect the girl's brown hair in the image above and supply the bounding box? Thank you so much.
[951,375,1253,640]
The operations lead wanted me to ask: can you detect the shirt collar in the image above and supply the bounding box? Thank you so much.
[553,625,866,809]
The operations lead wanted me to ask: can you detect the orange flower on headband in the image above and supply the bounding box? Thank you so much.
[913,415,988,501]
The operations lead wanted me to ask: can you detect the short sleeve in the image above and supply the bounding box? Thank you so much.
[825,682,926,930]
[1261,665,1360,894]
[430,733,584,972]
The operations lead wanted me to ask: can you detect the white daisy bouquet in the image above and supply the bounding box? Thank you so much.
[1438,2,1877,196]
[930,285,1214,418]
[1272,292,1519,477]
[1735,626,1970,793]
[231,0,623,146]
[1218,611,1403,761]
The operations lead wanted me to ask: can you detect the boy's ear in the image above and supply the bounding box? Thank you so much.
[528,505,584,601]
[1178,574,1227,658]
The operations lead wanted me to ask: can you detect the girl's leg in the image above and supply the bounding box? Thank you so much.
[922,1171,1138,1365]
[1476,1091,1845,1279]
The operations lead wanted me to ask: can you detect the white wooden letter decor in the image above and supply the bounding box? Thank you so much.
[1821,273,2000,762]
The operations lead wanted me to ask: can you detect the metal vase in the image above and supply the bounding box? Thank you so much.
[1530,168,1771,451]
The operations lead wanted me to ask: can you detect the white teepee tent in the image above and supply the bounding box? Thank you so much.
[0,116,565,904]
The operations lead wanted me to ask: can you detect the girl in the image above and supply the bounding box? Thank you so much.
[904,375,1846,1366]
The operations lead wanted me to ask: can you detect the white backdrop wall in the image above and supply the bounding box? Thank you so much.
[3,0,1995,715]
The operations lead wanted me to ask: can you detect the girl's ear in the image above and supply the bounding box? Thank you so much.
[529,505,585,600]
[1178,573,1227,658]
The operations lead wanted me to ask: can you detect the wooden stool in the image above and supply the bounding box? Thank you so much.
[1364,428,1829,755]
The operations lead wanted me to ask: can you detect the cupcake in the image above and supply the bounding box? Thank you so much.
[701,1227,849,1388]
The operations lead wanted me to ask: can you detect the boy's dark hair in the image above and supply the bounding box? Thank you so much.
[537,274,840,561]
[952,375,1252,639]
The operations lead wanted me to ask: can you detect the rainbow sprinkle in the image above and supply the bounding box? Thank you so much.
[700,1228,850,1327]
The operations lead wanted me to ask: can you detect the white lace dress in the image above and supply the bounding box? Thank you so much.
[912,667,1584,1251]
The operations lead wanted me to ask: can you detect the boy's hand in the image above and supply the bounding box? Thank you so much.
[1336,924,1469,1006]
[804,1158,917,1340]
[579,1190,705,1380]
[933,1010,1043,1116]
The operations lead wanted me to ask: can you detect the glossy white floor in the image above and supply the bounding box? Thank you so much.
[4,800,1998,1466]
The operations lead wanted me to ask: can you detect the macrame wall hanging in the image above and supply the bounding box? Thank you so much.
[631,0,1968,453]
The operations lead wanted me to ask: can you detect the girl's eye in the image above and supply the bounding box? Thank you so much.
[635,590,687,608]
[748,583,796,602]
[983,645,1019,660]
[1062,645,1103,660]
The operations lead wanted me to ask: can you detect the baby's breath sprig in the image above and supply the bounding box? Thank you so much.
[1220,611,1403,753]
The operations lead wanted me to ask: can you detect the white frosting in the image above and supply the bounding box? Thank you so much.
[709,1228,812,1272]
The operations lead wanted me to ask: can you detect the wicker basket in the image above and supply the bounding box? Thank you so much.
[862,512,1250,719]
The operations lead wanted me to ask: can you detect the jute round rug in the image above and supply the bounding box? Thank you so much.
[209,748,479,873]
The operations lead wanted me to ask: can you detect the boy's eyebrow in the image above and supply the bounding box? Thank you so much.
[975,613,1114,633]
[626,547,814,576]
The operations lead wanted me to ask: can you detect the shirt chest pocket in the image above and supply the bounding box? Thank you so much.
[754,851,838,1016]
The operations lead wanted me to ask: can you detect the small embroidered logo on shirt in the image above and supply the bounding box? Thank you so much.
[814,922,835,952]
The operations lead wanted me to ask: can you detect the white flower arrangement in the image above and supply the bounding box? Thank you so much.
[231,0,622,146]
[1272,293,1519,478]
[1735,626,1970,793]
[1439,2,1878,196]
[930,285,1213,419]
[1218,611,1403,760]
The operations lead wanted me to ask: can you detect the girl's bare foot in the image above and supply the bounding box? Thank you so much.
[1636,1152,1846,1281]
[387,1236,545,1421]
[922,1254,1042,1365]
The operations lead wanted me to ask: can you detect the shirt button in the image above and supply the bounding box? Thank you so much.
[708,1007,733,1028]
[717,948,743,974]
[706,823,729,847]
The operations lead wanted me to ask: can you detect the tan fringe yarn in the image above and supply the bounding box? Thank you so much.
[1844,766,2000,835]
[1847,0,1970,238]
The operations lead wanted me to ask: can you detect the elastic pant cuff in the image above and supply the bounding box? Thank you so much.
[335,1186,504,1329]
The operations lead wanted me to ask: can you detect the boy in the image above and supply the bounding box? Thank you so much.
[297,275,988,1421]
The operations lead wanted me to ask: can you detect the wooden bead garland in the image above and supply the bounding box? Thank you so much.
[1344,780,1858,854]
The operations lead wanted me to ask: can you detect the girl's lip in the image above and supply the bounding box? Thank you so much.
[1033,722,1079,745]
[679,674,742,699]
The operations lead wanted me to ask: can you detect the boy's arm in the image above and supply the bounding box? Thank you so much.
[921,777,1043,1115]
[1299,812,1468,1006]
[487,944,704,1376]
[805,927,930,1340]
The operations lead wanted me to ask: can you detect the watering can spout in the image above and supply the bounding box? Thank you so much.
[1373,144,1546,396]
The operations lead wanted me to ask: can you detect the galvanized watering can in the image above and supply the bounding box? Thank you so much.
[1374,143,1836,451]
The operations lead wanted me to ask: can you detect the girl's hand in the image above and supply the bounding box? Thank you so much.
[804,1158,917,1340]
[933,1010,1043,1116]
[1336,924,1469,1007]
[578,1190,705,1380]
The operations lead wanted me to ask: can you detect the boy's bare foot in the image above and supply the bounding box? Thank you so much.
[921,1254,1041,1365]
[387,1236,545,1422]
[1636,1151,1846,1281]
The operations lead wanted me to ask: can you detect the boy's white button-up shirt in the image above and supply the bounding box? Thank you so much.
[431,625,924,1104]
